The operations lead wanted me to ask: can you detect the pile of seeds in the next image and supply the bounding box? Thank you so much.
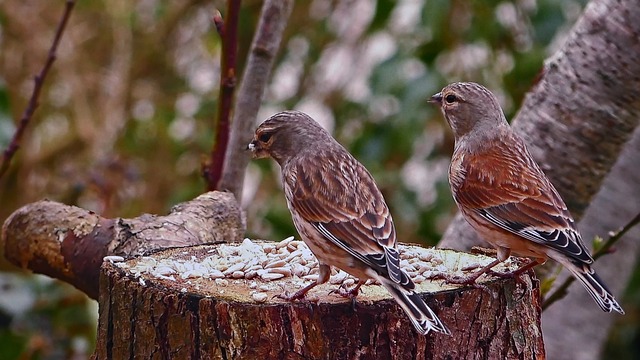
[111,237,502,303]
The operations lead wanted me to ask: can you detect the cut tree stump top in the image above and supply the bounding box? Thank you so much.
[107,239,517,303]
[96,240,545,360]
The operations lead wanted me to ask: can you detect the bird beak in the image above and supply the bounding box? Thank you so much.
[429,92,443,105]
[247,139,267,159]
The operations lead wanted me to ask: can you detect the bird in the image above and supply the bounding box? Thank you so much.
[430,81,624,314]
[247,110,450,335]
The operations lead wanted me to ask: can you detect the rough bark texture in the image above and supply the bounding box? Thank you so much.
[439,0,640,250]
[95,245,545,360]
[219,0,294,200]
[1,191,243,299]
[542,127,640,360]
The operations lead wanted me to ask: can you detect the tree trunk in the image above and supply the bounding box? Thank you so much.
[94,243,545,360]
[542,127,640,360]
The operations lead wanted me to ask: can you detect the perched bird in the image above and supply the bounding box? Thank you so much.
[248,110,450,335]
[430,81,624,314]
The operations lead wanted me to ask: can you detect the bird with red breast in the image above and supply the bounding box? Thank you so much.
[430,81,623,314]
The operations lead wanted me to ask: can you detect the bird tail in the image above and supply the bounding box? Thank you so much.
[565,263,624,314]
[377,275,450,335]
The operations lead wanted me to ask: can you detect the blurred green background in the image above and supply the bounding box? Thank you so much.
[0,0,636,358]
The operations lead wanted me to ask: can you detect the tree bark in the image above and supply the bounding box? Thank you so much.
[219,0,294,201]
[542,127,640,360]
[439,0,640,250]
[1,191,244,299]
[95,244,544,360]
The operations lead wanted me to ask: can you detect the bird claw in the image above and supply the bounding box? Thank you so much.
[329,285,357,310]
[486,269,514,279]
[486,269,530,287]
[433,272,478,285]
[331,283,360,299]
[276,289,307,302]
[276,281,321,302]
[432,272,494,292]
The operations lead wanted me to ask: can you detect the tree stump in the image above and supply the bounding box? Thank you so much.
[95,240,545,359]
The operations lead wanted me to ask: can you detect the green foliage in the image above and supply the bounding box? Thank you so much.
[592,235,605,253]
[604,267,640,359]
[0,274,95,359]
[0,328,26,360]
[369,0,395,32]
[0,80,13,148]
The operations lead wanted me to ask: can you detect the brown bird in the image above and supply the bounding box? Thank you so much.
[430,81,624,314]
[248,110,450,335]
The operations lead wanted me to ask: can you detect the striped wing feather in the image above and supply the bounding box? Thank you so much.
[452,134,593,265]
[286,148,404,283]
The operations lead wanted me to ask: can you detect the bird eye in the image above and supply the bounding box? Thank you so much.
[258,132,272,142]
[445,94,458,104]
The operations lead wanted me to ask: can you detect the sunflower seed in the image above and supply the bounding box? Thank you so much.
[261,273,285,281]
[276,236,294,249]
[268,267,292,276]
[223,262,246,275]
[265,260,287,269]
[252,292,268,303]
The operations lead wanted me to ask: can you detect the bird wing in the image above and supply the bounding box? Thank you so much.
[284,148,405,284]
[452,134,594,265]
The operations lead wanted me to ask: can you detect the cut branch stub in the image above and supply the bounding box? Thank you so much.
[1,191,244,299]
[95,241,545,360]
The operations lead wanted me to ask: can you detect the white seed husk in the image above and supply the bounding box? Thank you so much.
[252,292,268,303]
[261,273,285,281]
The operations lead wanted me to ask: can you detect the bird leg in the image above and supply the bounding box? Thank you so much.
[487,258,545,282]
[434,258,503,286]
[334,279,366,299]
[277,281,320,301]
[278,264,331,301]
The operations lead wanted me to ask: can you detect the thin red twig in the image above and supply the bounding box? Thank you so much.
[203,1,241,191]
[0,0,76,180]
[213,11,225,37]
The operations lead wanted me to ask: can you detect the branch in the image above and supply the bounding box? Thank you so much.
[0,0,76,180]
[542,211,640,310]
[218,0,294,200]
[203,1,242,191]
[0,192,243,299]
[592,212,640,261]
[212,10,225,36]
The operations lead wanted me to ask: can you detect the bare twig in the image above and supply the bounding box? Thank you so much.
[542,211,640,310]
[218,0,294,200]
[203,1,241,191]
[0,0,76,180]
[592,212,640,261]
[212,11,225,37]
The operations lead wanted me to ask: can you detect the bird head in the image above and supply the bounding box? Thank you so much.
[248,111,329,165]
[430,82,508,139]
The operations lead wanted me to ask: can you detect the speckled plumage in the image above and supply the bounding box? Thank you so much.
[431,82,623,314]
[249,110,450,335]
